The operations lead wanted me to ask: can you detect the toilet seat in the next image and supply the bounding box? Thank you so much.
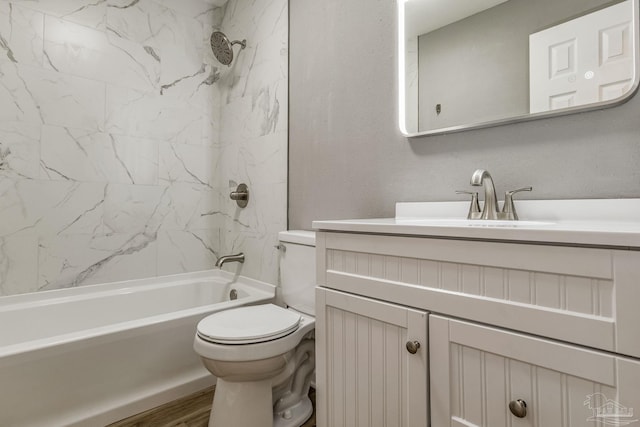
[194,310,315,362]
[197,304,301,344]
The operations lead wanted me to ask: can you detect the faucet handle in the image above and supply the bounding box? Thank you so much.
[456,190,481,220]
[502,187,532,220]
[505,187,533,197]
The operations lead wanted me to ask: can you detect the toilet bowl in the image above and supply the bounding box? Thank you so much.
[194,231,316,427]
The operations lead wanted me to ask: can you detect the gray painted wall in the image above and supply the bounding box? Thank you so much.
[418,0,610,130]
[289,0,640,230]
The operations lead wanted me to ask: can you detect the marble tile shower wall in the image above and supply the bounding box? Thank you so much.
[216,0,287,286]
[0,0,288,295]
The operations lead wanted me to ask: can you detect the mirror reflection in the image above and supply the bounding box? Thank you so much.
[400,0,639,136]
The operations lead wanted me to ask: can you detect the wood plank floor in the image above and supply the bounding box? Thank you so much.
[109,386,316,427]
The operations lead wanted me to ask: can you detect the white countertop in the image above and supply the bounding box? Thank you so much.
[312,199,640,248]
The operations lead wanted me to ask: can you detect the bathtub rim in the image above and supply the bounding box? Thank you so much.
[0,268,269,307]
[0,269,275,364]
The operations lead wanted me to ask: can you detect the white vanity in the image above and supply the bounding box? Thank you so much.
[313,200,640,427]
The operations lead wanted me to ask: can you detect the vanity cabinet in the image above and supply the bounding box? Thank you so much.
[430,315,640,427]
[315,231,640,427]
[315,287,428,427]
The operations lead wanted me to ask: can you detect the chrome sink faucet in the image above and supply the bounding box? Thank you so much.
[460,169,532,220]
[215,253,245,268]
[471,169,500,220]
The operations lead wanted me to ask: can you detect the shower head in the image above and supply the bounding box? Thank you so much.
[210,31,246,66]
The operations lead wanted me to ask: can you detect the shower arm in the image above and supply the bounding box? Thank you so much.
[231,39,247,49]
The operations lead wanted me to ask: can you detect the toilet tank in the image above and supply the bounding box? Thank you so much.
[279,230,316,316]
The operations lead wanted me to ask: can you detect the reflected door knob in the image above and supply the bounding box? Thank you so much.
[509,399,527,418]
[406,340,421,354]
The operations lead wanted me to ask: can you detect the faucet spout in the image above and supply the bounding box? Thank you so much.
[470,169,499,220]
[215,253,245,268]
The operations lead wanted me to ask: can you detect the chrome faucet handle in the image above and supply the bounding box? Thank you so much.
[456,190,482,219]
[501,187,532,220]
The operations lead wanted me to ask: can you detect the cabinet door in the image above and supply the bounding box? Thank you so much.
[430,315,640,427]
[316,287,429,427]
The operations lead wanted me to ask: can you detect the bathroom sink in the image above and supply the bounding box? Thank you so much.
[395,218,554,228]
[312,199,640,248]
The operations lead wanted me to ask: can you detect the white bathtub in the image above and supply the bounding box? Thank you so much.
[0,270,275,427]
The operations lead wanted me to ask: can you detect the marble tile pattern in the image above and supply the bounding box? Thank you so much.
[216,0,288,286]
[0,0,288,295]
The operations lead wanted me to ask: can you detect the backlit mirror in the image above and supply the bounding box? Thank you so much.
[399,0,640,137]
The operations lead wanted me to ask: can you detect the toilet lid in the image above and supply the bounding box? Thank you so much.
[197,304,301,344]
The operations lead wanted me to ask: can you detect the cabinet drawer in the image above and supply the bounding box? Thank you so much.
[430,315,640,427]
[316,232,640,358]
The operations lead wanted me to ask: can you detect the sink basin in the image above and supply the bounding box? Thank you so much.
[395,218,554,228]
[312,199,640,248]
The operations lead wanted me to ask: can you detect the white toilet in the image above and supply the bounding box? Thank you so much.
[194,231,316,427]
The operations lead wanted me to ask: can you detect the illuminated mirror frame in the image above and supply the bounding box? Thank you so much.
[398,0,640,137]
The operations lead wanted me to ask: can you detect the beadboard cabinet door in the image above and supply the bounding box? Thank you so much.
[430,315,640,427]
[316,287,429,427]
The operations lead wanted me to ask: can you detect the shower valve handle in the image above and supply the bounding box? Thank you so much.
[230,183,249,208]
[230,191,248,201]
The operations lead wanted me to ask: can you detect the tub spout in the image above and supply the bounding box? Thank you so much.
[215,253,245,268]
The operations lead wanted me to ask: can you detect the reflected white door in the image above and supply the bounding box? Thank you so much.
[529,0,635,114]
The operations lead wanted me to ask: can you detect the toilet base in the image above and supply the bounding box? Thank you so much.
[209,378,273,427]
[273,395,313,427]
